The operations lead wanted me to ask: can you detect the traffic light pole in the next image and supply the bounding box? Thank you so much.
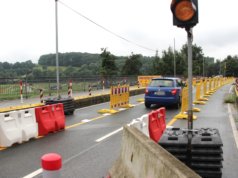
[186,27,193,165]
[186,28,193,131]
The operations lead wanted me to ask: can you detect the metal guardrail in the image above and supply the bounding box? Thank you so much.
[0,76,138,101]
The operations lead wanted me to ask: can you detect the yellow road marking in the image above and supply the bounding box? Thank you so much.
[0,147,6,151]
[89,115,105,122]
[166,118,178,126]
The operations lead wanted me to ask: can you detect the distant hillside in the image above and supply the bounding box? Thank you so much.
[38,52,101,67]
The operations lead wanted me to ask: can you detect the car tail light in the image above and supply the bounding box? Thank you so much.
[171,89,177,95]
[145,88,149,95]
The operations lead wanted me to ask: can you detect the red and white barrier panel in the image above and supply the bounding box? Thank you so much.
[68,80,73,98]
[129,107,166,143]
[20,80,23,103]
[0,103,65,147]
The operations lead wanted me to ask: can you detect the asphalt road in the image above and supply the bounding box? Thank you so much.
[0,94,179,178]
[1,84,238,178]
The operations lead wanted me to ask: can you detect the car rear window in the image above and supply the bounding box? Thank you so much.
[149,79,174,87]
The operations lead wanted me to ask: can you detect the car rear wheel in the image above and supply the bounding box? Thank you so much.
[145,102,151,108]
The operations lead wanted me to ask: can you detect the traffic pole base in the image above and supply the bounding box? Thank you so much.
[97,109,118,114]
[205,92,212,96]
[120,104,134,108]
[199,97,209,101]
[193,107,201,112]
[173,112,197,120]
[208,91,215,95]
[137,98,144,103]
[193,101,206,105]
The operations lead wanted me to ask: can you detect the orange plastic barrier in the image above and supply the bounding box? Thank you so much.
[35,104,65,136]
[148,108,166,142]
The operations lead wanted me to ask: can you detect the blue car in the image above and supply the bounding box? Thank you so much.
[144,77,182,108]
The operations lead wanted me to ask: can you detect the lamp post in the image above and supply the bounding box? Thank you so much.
[55,0,60,99]
[173,38,176,77]
[203,57,205,77]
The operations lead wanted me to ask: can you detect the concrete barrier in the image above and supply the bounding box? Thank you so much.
[109,126,201,178]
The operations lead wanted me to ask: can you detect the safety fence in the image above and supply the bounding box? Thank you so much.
[0,76,138,101]
[98,84,133,114]
[174,77,233,120]
[0,103,65,148]
[137,75,162,87]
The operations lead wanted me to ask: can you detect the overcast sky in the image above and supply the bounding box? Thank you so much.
[0,0,238,63]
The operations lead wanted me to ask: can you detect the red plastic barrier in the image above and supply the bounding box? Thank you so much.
[35,104,66,136]
[149,111,162,142]
[35,105,56,136]
[52,103,65,131]
[148,108,167,142]
[158,107,166,132]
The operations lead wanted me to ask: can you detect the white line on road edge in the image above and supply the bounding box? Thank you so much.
[22,168,42,178]
[95,127,123,142]
[103,113,111,116]
[81,119,91,123]
[228,86,238,149]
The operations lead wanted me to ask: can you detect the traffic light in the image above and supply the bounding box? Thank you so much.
[171,0,198,29]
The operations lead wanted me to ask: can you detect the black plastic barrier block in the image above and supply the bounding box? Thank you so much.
[45,97,75,115]
[191,128,223,178]
[191,162,223,169]
[192,128,223,148]
[159,128,189,163]
[191,155,223,162]
[195,169,222,178]
[191,147,223,155]
[158,127,224,178]
[159,128,188,146]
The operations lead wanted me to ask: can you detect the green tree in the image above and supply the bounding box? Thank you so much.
[160,47,175,76]
[121,53,142,75]
[223,55,238,77]
[152,54,162,75]
[180,44,204,76]
[100,48,117,77]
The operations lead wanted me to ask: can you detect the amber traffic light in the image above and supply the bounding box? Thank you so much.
[171,0,198,28]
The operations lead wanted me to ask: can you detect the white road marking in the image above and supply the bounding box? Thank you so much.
[81,119,91,123]
[103,113,111,116]
[22,168,42,178]
[119,108,126,111]
[228,104,238,149]
[95,127,123,142]
[228,86,238,149]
